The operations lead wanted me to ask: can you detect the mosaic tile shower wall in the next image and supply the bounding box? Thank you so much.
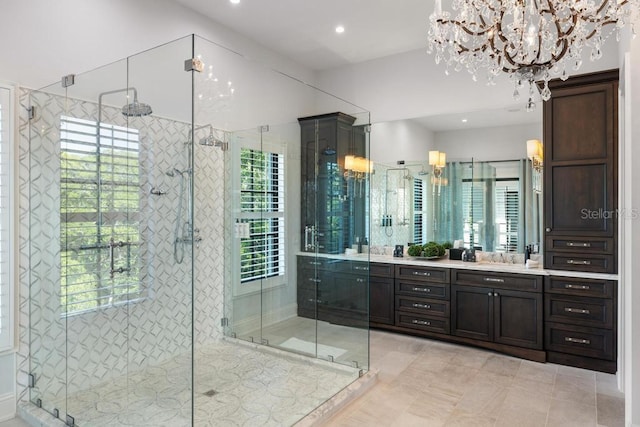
[16,89,225,407]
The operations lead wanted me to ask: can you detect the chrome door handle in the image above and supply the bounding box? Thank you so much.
[565,284,590,290]
[412,320,431,326]
[565,337,591,345]
[412,303,431,309]
[566,242,591,248]
[567,259,591,265]
[564,307,591,314]
[483,277,505,283]
[412,287,431,292]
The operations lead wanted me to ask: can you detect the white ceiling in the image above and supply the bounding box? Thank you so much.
[174,0,434,70]
[174,0,543,130]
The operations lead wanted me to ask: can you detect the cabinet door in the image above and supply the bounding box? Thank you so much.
[451,285,493,342]
[370,276,394,325]
[494,289,543,350]
[544,80,617,238]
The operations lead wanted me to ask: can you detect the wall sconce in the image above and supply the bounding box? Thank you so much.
[429,150,446,178]
[344,155,373,197]
[526,139,543,193]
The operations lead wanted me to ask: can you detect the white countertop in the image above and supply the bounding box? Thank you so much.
[297,252,619,280]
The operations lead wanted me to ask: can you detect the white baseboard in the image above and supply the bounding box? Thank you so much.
[232,303,297,337]
[0,392,16,423]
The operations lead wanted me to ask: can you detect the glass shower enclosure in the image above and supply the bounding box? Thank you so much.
[26,34,370,426]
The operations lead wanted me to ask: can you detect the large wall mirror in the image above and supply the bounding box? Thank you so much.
[370,107,543,255]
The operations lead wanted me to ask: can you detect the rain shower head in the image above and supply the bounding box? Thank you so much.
[199,134,223,146]
[98,87,153,120]
[193,124,228,150]
[122,99,152,117]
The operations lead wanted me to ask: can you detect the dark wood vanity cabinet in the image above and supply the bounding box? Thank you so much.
[451,270,544,351]
[296,256,369,327]
[544,275,617,373]
[369,263,394,326]
[394,265,451,335]
[543,70,618,273]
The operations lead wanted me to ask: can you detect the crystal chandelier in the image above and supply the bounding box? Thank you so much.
[428,0,639,111]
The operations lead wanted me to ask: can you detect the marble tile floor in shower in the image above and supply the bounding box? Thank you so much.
[23,339,361,427]
[325,330,625,427]
[241,317,369,371]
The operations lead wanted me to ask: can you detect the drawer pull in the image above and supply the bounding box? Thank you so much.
[412,271,432,277]
[354,266,369,271]
[564,307,591,314]
[308,278,321,283]
[565,284,590,290]
[356,278,365,283]
[412,303,432,309]
[566,242,592,248]
[484,277,505,283]
[565,337,591,345]
[308,261,321,266]
[412,320,431,326]
[566,259,592,265]
[412,287,431,292]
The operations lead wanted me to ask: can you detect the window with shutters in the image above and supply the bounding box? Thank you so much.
[413,178,427,244]
[494,180,519,252]
[0,84,14,351]
[60,116,144,315]
[238,146,285,286]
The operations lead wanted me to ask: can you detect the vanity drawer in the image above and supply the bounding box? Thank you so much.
[545,322,615,360]
[396,312,450,334]
[395,265,449,283]
[545,295,613,329]
[451,270,542,293]
[546,236,614,254]
[545,276,615,298]
[395,295,449,318]
[297,256,337,272]
[370,262,393,278]
[395,280,449,300]
[545,252,614,273]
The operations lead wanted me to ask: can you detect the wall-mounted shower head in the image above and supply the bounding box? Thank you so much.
[193,124,228,150]
[122,99,152,117]
[98,87,153,121]
[199,134,223,146]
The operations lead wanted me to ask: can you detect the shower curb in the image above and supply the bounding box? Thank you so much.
[294,369,379,427]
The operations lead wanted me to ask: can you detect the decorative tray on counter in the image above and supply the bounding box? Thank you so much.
[408,255,447,261]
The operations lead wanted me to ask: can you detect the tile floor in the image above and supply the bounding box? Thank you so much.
[3,327,625,426]
[14,338,361,427]
[324,330,625,427]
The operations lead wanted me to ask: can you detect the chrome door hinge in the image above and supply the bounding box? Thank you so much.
[61,74,75,88]
[27,106,35,120]
[185,58,204,73]
[221,317,229,327]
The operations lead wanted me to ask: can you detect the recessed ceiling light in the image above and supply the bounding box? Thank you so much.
[230,0,240,4]
[335,25,345,34]
[462,119,468,123]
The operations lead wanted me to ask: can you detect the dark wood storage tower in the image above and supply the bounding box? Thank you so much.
[298,112,366,255]
[543,69,618,274]
[297,113,368,327]
[542,69,619,373]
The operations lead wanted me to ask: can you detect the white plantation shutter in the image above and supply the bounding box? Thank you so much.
[495,181,519,252]
[239,147,285,283]
[0,85,14,351]
[60,116,143,315]
[413,178,425,244]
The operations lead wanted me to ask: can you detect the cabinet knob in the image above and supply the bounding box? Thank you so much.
[546,227,551,232]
